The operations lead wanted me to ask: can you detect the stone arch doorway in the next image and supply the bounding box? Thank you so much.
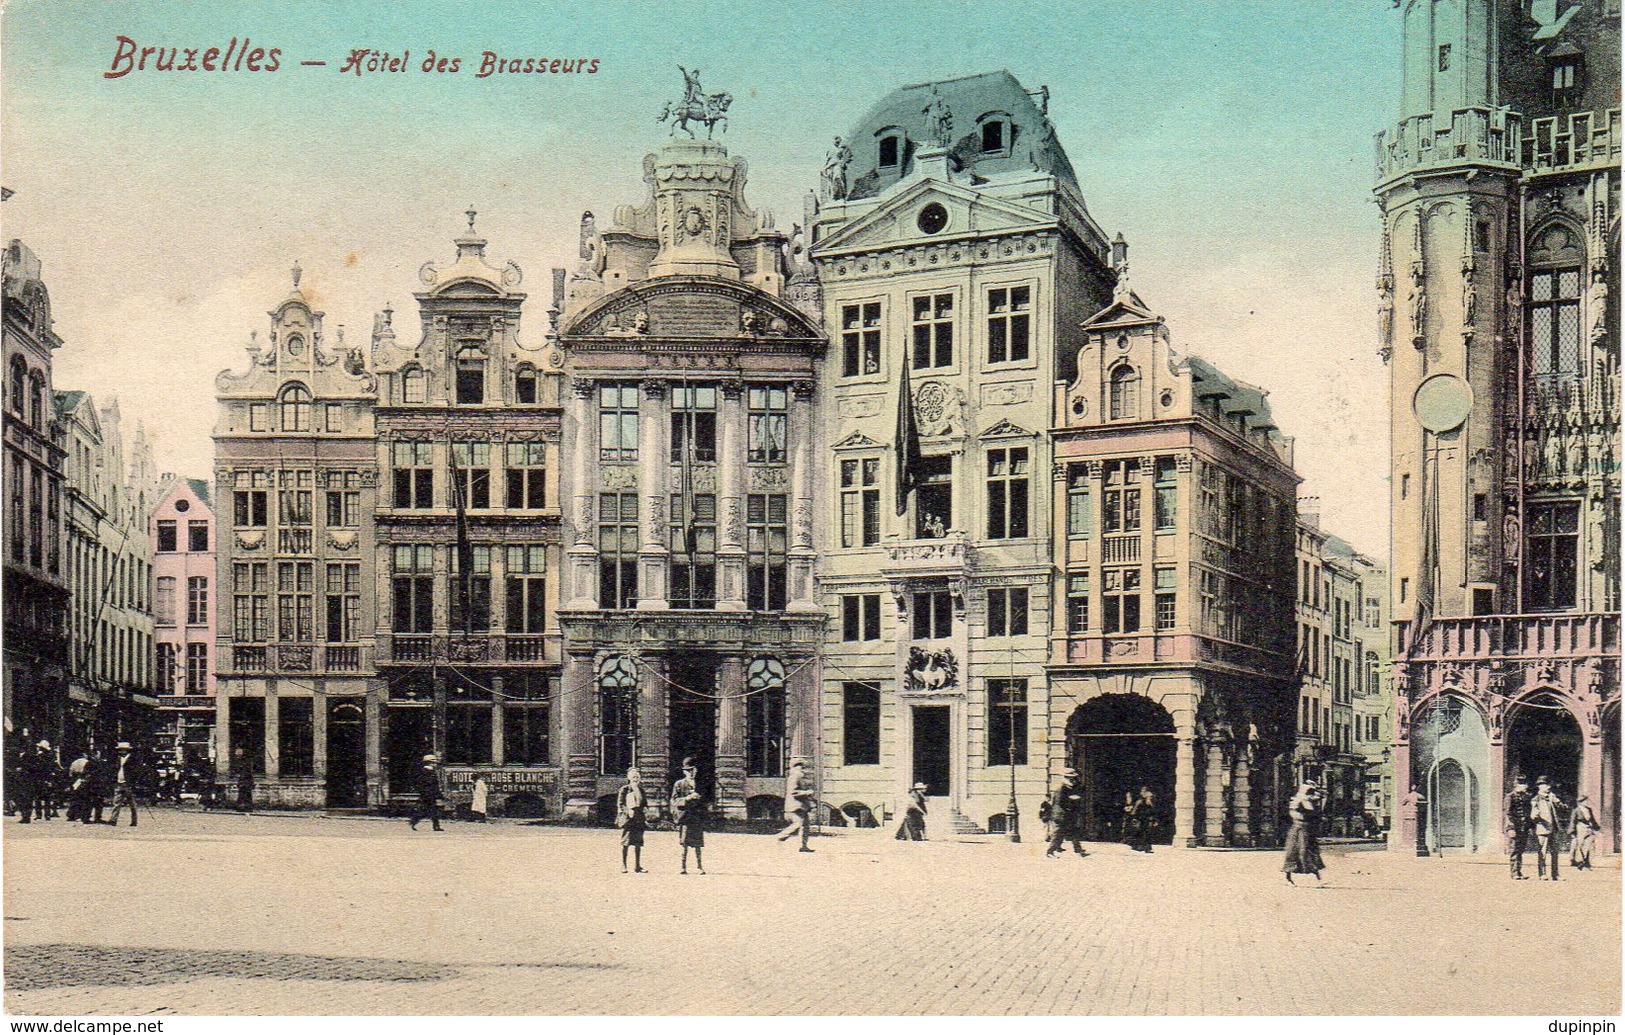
[1411,694,1490,852]
[1066,694,1176,843]
[1426,757,1478,849]
[1505,695,1583,806]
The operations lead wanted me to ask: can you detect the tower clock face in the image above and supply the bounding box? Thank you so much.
[917,203,949,235]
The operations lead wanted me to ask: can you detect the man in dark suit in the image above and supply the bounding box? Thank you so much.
[1046,767,1089,858]
[107,742,141,828]
[1504,775,1532,879]
[408,754,443,831]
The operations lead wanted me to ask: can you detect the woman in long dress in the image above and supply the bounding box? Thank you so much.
[617,767,648,874]
[1569,794,1600,870]
[1281,782,1326,885]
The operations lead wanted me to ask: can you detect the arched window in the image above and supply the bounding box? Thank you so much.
[515,364,538,405]
[279,383,312,432]
[746,659,787,778]
[598,656,638,776]
[9,356,25,416]
[1109,365,1139,421]
[402,367,427,405]
[455,346,485,405]
[27,373,44,429]
[978,113,1012,155]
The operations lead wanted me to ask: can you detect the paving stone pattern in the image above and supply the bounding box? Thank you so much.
[3,810,1619,1015]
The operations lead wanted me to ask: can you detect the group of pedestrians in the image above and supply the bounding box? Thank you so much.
[1504,774,1601,880]
[9,739,143,828]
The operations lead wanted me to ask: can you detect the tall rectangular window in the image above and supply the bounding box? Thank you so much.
[234,472,269,528]
[230,698,266,775]
[505,545,547,633]
[598,492,639,609]
[987,678,1028,766]
[155,576,177,626]
[1103,567,1142,634]
[505,442,547,509]
[841,301,882,377]
[670,383,718,461]
[157,520,178,553]
[1154,566,1177,631]
[912,590,953,640]
[746,493,788,611]
[1154,456,1178,531]
[445,687,493,765]
[157,642,179,692]
[986,446,1030,539]
[599,682,637,776]
[393,442,434,509]
[747,386,788,463]
[278,474,314,555]
[986,285,1031,364]
[450,441,491,510]
[746,685,786,778]
[188,520,209,552]
[233,562,269,642]
[278,697,314,776]
[669,493,717,609]
[1526,501,1579,612]
[276,561,315,642]
[915,455,953,538]
[598,383,640,462]
[392,545,435,633]
[1529,267,1582,377]
[185,642,208,693]
[1067,466,1093,538]
[325,562,361,642]
[840,458,881,547]
[326,472,360,527]
[987,587,1029,637]
[186,576,209,625]
[455,353,485,405]
[842,682,881,765]
[451,545,492,632]
[503,673,550,765]
[911,292,954,369]
[1067,574,1090,633]
[841,593,882,641]
[1103,460,1141,533]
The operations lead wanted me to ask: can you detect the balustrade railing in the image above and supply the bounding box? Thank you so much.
[1398,612,1618,661]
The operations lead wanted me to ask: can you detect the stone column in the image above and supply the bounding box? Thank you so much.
[787,379,819,612]
[636,653,669,800]
[716,379,747,611]
[264,686,280,782]
[637,379,670,610]
[490,674,505,766]
[563,649,599,819]
[312,685,328,784]
[565,378,599,610]
[786,654,818,762]
[1580,726,1605,846]
[716,653,747,818]
[1232,753,1253,846]
[215,689,231,783]
[365,687,383,804]
[1175,733,1197,846]
[1390,739,1413,853]
[1203,740,1228,846]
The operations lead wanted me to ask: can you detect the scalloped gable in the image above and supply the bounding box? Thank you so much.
[562,277,822,340]
[812,178,1057,258]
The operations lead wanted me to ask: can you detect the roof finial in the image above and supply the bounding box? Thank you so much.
[466,208,478,233]
[291,261,302,289]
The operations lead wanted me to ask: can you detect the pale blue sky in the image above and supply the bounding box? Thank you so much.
[2,0,1398,556]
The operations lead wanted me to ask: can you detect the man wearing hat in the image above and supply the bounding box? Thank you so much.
[409,754,444,831]
[18,739,56,823]
[231,746,255,812]
[1046,767,1088,858]
[776,757,816,851]
[1530,775,1563,881]
[1503,774,1533,879]
[108,742,140,828]
[895,781,929,841]
[671,757,706,874]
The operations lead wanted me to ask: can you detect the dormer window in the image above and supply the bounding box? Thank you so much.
[402,367,427,405]
[455,346,485,405]
[980,119,1008,154]
[279,383,312,432]
[1551,56,1581,108]
[1108,365,1139,421]
[515,365,538,405]
[878,132,902,169]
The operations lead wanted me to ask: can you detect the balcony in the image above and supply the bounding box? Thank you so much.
[392,636,434,662]
[232,646,267,672]
[324,645,362,672]
[1375,105,1522,182]
[504,635,548,662]
[278,528,313,555]
[1397,613,1618,662]
[882,533,973,578]
[1525,109,1620,175]
[1102,535,1141,564]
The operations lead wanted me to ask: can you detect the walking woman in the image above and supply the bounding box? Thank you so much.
[617,767,648,873]
[1281,781,1326,885]
[1570,794,1600,871]
[1127,786,1156,853]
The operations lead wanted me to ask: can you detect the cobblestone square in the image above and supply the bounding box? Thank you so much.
[3,810,1619,1016]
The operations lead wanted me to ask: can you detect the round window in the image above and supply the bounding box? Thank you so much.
[174,498,190,513]
[917,203,949,235]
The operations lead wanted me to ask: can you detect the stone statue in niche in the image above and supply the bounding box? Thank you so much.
[1409,261,1428,348]
[1590,267,1610,345]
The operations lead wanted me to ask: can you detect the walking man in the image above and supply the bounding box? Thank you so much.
[409,753,444,831]
[27,741,58,822]
[1504,775,1532,880]
[1531,775,1563,881]
[776,757,816,852]
[107,742,140,828]
[1046,768,1089,858]
[895,782,928,841]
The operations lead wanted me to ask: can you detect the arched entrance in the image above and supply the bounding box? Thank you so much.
[1426,757,1477,849]
[1411,695,1490,852]
[1066,694,1176,844]
[1505,695,1582,806]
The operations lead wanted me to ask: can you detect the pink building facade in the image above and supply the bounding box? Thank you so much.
[152,477,216,768]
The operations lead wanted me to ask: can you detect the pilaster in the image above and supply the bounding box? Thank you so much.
[716,652,748,817]
[716,379,747,611]
[637,379,671,609]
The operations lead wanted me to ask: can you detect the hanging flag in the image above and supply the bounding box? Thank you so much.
[894,356,922,517]
[1410,438,1438,657]
[449,439,475,637]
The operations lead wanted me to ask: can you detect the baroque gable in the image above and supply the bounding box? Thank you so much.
[812,179,1057,258]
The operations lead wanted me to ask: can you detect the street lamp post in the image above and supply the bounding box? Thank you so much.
[1005,644,1020,843]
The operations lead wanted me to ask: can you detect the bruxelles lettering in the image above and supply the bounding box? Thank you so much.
[104,35,283,78]
[340,49,601,77]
